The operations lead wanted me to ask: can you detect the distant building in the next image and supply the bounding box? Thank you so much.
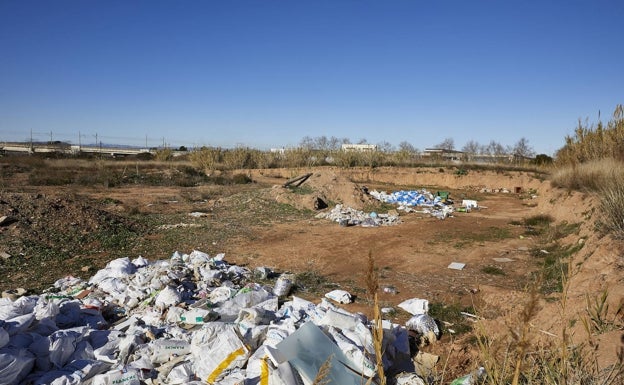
[423,148,464,161]
[341,144,377,152]
[270,148,286,154]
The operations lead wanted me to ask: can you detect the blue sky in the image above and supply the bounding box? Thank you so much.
[1,1,623,155]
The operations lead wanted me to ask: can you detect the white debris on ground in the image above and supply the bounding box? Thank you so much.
[368,190,455,220]
[315,204,401,227]
[0,251,444,385]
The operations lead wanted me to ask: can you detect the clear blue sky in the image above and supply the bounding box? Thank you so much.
[1,1,623,155]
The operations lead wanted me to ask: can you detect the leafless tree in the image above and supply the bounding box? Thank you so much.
[435,137,455,150]
[398,141,417,154]
[484,140,507,156]
[512,137,535,158]
[462,140,481,154]
[377,141,394,153]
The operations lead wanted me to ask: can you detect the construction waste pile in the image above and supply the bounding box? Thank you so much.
[314,190,481,227]
[0,251,449,385]
[369,190,480,220]
[368,190,453,219]
[315,204,401,227]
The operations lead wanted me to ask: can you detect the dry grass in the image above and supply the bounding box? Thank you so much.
[474,266,624,385]
[555,104,624,165]
[550,158,624,239]
[366,250,387,385]
[311,355,333,385]
[551,158,624,192]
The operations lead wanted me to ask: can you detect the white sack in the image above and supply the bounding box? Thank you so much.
[0,347,35,385]
[398,298,429,315]
[190,323,250,383]
[324,289,352,304]
[150,339,190,364]
[91,368,141,385]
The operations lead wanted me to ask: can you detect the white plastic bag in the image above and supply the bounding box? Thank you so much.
[91,368,141,385]
[150,339,190,364]
[324,289,352,304]
[190,323,250,383]
[398,298,429,315]
[0,347,36,385]
[154,286,182,310]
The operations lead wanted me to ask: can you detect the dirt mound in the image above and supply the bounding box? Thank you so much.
[267,170,376,211]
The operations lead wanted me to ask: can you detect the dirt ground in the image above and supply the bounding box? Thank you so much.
[1,161,622,376]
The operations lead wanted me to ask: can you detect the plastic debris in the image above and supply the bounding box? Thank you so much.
[316,204,401,227]
[325,289,353,304]
[273,273,295,297]
[0,250,439,385]
[406,314,440,345]
[450,367,486,385]
[369,189,456,219]
[398,298,429,315]
[448,262,466,270]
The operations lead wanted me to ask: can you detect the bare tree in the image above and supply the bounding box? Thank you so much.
[299,136,314,149]
[398,141,417,154]
[314,136,330,150]
[435,137,455,150]
[328,136,349,150]
[484,140,507,156]
[512,137,535,158]
[462,140,481,154]
[377,141,394,153]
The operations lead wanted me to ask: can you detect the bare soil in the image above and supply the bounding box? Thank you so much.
[1,159,622,376]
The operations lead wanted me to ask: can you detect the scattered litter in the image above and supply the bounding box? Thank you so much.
[450,367,486,385]
[188,212,209,217]
[273,273,295,297]
[460,311,481,320]
[447,262,466,270]
[382,285,398,295]
[316,204,401,227]
[413,351,439,378]
[324,289,353,304]
[369,189,455,219]
[396,372,427,385]
[406,314,439,345]
[398,298,429,315]
[540,249,549,254]
[0,250,438,384]
[157,223,202,229]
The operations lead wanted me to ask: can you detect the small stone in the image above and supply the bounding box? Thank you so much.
[0,251,11,260]
[81,266,91,272]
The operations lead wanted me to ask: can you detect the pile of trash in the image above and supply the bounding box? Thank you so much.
[369,190,454,220]
[0,251,450,385]
[315,204,401,227]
